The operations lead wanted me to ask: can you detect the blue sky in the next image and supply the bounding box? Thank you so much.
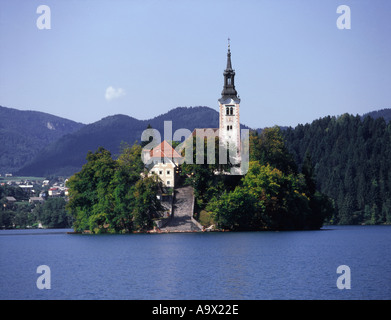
[0,0,390,129]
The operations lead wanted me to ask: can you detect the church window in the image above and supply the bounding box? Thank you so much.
[230,107,233,115]
[226,107,229,115]
[227,125,230,131]
[227,77,231,85]
[230,125,233,130]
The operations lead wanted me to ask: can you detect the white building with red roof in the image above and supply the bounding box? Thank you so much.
[144,140,183,188]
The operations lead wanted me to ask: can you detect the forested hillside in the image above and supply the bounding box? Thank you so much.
[284,112,391,225]
[16,114,145,177]
[362,108,391,123]
[0,106,84,174]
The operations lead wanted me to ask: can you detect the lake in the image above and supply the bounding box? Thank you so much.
[0,225,390,300]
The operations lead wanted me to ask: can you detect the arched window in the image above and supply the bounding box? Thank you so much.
[230,107,233,115]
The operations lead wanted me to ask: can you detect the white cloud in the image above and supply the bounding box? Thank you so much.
[105,86,126,101]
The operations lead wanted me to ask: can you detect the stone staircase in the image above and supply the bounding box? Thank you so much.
[159,185,202,232]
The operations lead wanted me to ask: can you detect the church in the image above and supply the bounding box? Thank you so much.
[146,41,244,186]
[188,40,243,170]
[218,40,242,157]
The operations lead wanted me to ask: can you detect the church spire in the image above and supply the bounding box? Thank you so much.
[226,38,232,70]
[220,38,239,102]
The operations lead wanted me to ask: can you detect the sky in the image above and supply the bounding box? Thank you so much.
[0,0,390,129]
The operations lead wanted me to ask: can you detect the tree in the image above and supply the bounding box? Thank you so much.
[132,175,163,231]
[66,144,163,233]
[207,187,259,231]
[0,210,14,229]
[250,127,297,174]
[301,152,333,229]
[110,143,147,232]
[38,198,71,228]
[181,136,236,210]
[382,199,391,224]
[302,152,316,196]
[242,162,311,230]
[67,147,117,233]
[207,161,326,231]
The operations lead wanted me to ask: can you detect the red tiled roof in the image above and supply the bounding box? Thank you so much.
[150,140,182,159]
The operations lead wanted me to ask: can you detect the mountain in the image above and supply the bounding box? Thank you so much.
[361,108,391,123]
[16,106,243,177]
[0,106,85,175]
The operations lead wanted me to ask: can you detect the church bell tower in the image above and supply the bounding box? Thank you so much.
[219,39,241,158]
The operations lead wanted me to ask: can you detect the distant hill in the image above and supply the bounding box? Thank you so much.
[17,106,248,177]
[361,108,391,123]
[252,109,391,134]
[0,106,84,175]
[16,114,144,177]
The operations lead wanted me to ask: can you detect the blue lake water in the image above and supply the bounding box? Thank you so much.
[0,225,390,300]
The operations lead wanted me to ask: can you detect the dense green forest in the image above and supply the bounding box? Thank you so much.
[66,144,163,233]
[283,114,391,225]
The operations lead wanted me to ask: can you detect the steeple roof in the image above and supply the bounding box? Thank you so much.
[226,42,233,70]
[220,39,240,103]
